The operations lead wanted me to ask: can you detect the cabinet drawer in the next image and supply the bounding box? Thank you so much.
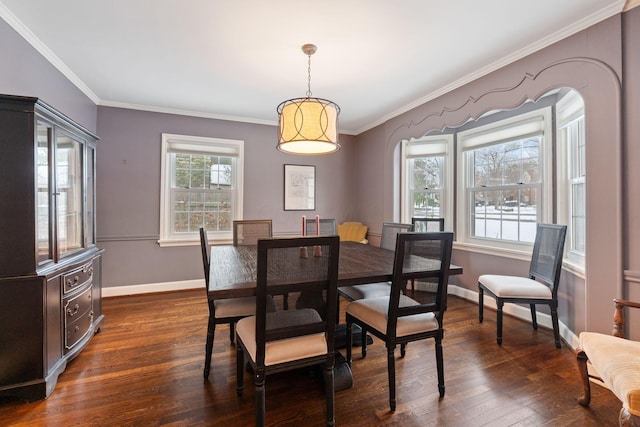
[63,263,94,294]
[65,309,94,351]
[64,285,93,328]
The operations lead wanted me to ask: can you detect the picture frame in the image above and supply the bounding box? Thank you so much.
[283,164,316,211]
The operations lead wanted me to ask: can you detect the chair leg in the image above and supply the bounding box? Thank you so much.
[283,293,289,310]
[530,304,538,330]
[236,344,244,396]
[435,337,445,398]
[346,320,352,366]
[229,321,236,342]
[576,349,591,407]
[387,345,396,412]
[255,368,266,427]
[496,300,504,345]
[324,360,335,427]
[361,326,368,359]
[478,285,484,323]
[400,343,407,358]
[204,312,216,379]
[551,305,561,349]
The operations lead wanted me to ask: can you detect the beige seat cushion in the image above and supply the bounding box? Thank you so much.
[236,308,327,366]
[580,332,640,416]
[478,274,552,299]
[340,282,391,300]
[346,295,439,337]
[214,296,276,318]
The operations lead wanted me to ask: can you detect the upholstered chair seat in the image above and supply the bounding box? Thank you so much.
[338,283,394,301]
[578,332,640,418]
[477,275,553,299]
[236,308,327,366]
[347,295,439,338]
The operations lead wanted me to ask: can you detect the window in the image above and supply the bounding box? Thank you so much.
[457,107,552,250]
[159,134,244,246]
[401,135,453,227]
[556,90,585,268]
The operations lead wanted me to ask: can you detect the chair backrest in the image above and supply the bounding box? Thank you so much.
[199,227,210,286]
[255,235,340,365]
[529,223,567,295]
[233,219,272,246]
[411,217,445,232]
[380,222,414,251]
[386,232,454,338]
[305,218,337,236]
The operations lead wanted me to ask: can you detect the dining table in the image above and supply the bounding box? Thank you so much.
[208,240,463,390]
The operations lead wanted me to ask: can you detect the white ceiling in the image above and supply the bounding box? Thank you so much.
[0,0,626,134]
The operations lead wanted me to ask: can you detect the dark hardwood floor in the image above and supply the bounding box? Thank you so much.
[0,290,620,426]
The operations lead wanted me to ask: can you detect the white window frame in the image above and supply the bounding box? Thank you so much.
[556,90,586,271]
[456,107,553,253]
[159,133,244,247]
[400,135,454,228]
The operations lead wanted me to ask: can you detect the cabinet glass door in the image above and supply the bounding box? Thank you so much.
[85,145,95,247]
[56,133,84,257]
[36,123,52,263]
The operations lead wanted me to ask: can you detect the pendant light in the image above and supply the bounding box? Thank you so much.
[277,44,341,155]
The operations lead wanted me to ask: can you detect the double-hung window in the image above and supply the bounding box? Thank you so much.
[401,135,453,226]
[159,134,244,246]
[457,107,552,250]
[556,90,585,268]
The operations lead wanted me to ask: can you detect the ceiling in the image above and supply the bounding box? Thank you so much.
[0,0,626,135]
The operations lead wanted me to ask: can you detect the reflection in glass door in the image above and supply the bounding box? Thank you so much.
[56,134,83,257]
[36,123,52,263]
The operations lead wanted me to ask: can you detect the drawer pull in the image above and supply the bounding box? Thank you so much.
[67,303,80,317]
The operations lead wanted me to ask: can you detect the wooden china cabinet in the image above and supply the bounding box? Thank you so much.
[0,95,104,401]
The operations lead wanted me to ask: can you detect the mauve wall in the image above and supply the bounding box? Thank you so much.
[2,9,640,340]
[0,19,97,131]
[622,6,640,339]
[354,13,638,339]
[95,106,356,287]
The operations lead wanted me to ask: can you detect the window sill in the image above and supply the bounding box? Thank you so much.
[453,241,532,262]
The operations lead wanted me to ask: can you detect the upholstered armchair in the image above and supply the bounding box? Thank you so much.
[576,299,640,426]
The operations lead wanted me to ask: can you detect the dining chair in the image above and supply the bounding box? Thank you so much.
[199,227,275,380]
[232,219,273,246]
[411,217,445,233]
[410,217,445,293]
[478,223,567,348]
[235,235,340,427]
[345,231,454,411]
[338,222,413,302]
[305,218,337,236]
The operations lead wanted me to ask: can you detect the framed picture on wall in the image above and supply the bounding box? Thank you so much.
[284,164,315,211]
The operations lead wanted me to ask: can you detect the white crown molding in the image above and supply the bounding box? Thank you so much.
[0,2,100,104]
[625,0,640,11]
[354,0,627,135]
[98,100,276,126]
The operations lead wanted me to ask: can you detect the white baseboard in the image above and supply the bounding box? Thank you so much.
[102,279,203,297]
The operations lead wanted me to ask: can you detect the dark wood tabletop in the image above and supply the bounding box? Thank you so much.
[208,241,462,300]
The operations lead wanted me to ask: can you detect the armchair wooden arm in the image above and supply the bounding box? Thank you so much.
[614,299,640,338]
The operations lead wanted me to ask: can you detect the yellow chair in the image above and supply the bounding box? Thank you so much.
[337,222,368,244]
